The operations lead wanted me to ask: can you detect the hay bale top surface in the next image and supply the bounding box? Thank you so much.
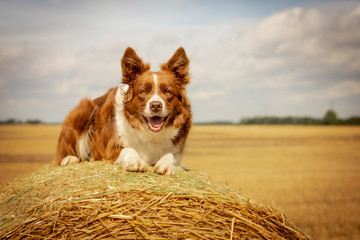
[0,161,309,239]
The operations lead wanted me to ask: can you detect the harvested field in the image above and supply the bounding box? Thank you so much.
[1,124,360,239]
[0,125,58,182]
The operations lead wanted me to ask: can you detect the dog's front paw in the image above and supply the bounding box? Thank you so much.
[60,156,80,166]
[123,157,147,172]
[115,148,147,172]
[154,163,176,175]
[154,153,176,175]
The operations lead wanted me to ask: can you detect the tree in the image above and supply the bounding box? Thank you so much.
[323,109,337,125]
[26,119,42,124]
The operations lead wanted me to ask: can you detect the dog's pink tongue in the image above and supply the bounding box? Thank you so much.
[148,117,164,132]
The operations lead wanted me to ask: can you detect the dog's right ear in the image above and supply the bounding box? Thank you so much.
[121,47,150,84]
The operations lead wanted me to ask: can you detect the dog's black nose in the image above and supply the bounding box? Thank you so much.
[150,101,162,112]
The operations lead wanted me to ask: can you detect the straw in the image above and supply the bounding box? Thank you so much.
[0,161,310,239]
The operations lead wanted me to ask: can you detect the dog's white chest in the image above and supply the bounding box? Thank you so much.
[114,86,179,165]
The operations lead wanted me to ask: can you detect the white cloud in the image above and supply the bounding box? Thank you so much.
[192,5,360,96]
[289,80,360,103]
[192,87,231,101]
[236,6,359,73]
[326,80,360,99]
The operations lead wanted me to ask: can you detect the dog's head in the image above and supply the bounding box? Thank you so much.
[121,47,191,133]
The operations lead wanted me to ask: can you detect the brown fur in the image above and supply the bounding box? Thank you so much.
[55,88,122,164]
[55,98,95,164]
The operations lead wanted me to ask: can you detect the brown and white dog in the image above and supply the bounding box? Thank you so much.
[55,47,192,175]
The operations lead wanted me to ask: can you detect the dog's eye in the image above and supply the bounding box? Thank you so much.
[165,90,172,95]
[140,90,147,94]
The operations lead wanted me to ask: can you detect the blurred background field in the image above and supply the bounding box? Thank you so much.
[1,124,359,239]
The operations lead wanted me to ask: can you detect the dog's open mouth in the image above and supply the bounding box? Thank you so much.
[144,116,167,133]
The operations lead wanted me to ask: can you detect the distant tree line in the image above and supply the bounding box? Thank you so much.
[2,110,359,125]
[239,110,360,125]
[195,110,360,125]
[0,118,42,125]
[196,121,235,126]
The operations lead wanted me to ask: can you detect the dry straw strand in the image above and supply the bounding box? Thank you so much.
[0,161,310,239]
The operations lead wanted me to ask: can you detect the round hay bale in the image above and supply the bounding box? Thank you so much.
[0,161,309,239]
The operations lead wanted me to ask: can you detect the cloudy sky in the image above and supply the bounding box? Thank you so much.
[1,0,360,123]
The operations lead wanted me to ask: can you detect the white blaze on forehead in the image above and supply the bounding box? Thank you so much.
[144,73,166,116]
[153,73,158,94]
[150,73,161,101]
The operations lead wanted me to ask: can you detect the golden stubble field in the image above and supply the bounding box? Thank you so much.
[0,124,359,239]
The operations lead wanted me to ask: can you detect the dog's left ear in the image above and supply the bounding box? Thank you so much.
[161,47,190,107]
[161,47,190,85]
